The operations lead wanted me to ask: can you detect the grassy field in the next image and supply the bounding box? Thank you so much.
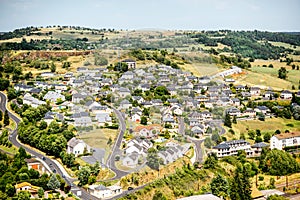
[80,128,118,161]
[236,69,295,90]
[269,41,300,51]
[181,63,220,77]
[225,118,300,142]
[245,66,300,90]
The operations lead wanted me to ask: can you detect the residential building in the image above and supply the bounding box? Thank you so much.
[270,132,300,150]
[43,91,65,102]
[212,140,253,158]
[280,90,293,99]
[67,137,91,157]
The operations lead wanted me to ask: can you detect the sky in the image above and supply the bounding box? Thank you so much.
[0,0,299,32]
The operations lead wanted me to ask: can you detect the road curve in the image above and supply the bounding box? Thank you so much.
[0,92,99,200]
[106,107,130,180]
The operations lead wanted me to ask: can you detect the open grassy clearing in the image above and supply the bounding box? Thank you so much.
[248,66,300,89]
[236,70,294,90]
[0,145,18,155]
[80,128,118,161]
[269,41,300,51]
[181,63,220,77]
[227,118,300,140]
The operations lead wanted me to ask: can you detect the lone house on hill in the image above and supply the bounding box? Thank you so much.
[67,137,91,157]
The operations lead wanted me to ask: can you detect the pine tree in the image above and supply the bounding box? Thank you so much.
[232,115,237,124]
[229,164,252,200]
[3,110,9,126]
[224,113,232,128]
[210,174,229,198]
[47,174,61,190]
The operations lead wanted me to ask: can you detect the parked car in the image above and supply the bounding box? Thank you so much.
[128,187,134,191]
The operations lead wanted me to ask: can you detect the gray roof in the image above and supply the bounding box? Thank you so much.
[251,142,269,148]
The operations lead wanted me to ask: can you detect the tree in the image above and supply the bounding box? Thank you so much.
[5,183,15,197]
[7,87,17,101]
[278,67,288,79]
[263,132,271,142]
[146,148,160,170]
[267,195,288,200]
[224,113,232,128]
[141,116,147,125]
[38,187,44,198]
[152,190,167,200]
[204,137,213,148]
[229,164,252,200]
[16,191,31,200]
[210,174,229,198]
[47,174,61,190]
[0,110,2,121]
[232,115,237,124]
[50,62,56,73]
[203,153,218,169]
[3,110,9,126]
[0,78,9,91]
[260,149,299,187]
[77,166,91,186]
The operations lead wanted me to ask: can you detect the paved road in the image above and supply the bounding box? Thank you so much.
[178,117,204,163]
[106,107,129,180]
[0,92,99,200]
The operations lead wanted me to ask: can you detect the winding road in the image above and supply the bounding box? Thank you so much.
[106,107,129,180]
[0,92,99,200]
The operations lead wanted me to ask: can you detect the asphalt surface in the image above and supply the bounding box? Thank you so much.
[106,107,130,180]
[0,92,99,200]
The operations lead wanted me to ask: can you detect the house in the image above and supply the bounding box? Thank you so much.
[122,152,139,167]
[250,87,261,96]
[121,71,135,79]
[122,59,136,69]
[177,194,222,200]
[255,106,270,115]
[243,108,256,118]
[14,84,34,92]
[230,98,241,107]
[131,113,141,122]
[280,90,293,99]
[217,66,242,78]
[235,85,246,91]
[152,99,163,106]
[40,72,55,78]
[95,113,112,126]
[15,182,40,198]
[72,112,92,127]
[226,107,241,117]
[23,93,46,108]
[251,142,268,157]
[72,93,86,103]
[119,99,132,110]
[134,125,161,138]
[88,185,112,199]
[264,90,275,100]
[212,140,253,158]
[43,91,65,102]
[25,158,48,174]
[270,132,300,150]
[118,87,131,98]
[72,79,85,87]
[124,144,145,155]
[67,137,91,157]
[158,151,173,164]
[132,96,145,104]
[44,112,64,124]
